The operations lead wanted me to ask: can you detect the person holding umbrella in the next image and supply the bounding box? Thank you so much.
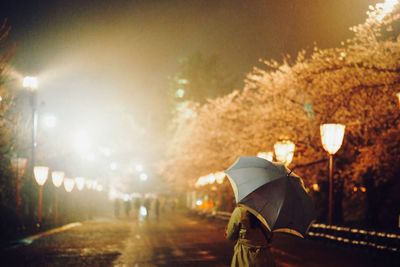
[225,205,276,266]
[225,156,316,267]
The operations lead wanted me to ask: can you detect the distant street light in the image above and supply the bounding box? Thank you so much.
[320,123,345,225]
[23,76,38,221]
[110,162,117,171]
[75,177,85,191]
[257,151,274,162]
[274,140,295,166]
[139,173,148,181]
[51,171,64,224]
[63,178,75,193]
[135,164,143,172]
[33,166,49,225]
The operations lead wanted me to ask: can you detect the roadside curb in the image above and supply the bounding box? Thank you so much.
[2,222,82,250]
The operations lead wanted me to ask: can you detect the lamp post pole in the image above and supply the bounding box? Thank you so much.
[328,154,334,225]
[23,76,38,222]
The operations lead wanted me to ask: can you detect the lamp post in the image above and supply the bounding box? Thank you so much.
[274,140,295,166]
[320,123,345,225]
[23,76,38,221]
[257,151,274,162]
[51,171,64,224]
[33,166,49,225]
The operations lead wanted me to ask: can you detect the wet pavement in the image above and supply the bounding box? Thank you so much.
[1,209,399,266]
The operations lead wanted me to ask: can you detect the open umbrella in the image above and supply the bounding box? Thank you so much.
[225,156,315,238]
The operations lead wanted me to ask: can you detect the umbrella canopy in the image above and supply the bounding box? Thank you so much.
[225,156,315,238]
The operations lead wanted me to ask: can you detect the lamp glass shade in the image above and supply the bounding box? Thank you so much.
[274,140,295,166]
[34,166,49,186]
[320,123,346,155]
[257,151,273,162]
[51,171,65,187]
[23,76,38,89]
[215,172,225,184]
[75,177,85,191]
[63,178,75,192]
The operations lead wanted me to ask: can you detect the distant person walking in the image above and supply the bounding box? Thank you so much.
[225,206,276,267]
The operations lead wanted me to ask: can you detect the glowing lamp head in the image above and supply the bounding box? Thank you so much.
[320,123,346,155]
[75,177,85,191]
[139,173,148,181]
[23,76,38,90]
[34,166,49,186]
[257,151,274,162]
[274,140,295,166]
[215,172,225,184]
[63,178,75,192]
[51,171,65,187]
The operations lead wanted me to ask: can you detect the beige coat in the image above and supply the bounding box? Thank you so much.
[226,206,276,267]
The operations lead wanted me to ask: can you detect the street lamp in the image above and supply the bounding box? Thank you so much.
[33,166,49,225]
[75,177,85,191]
[51,171,64,224]
[274,140,295,166]
[63,178,75,193]
[320,123,345,225]
[23,76,38,221]
[257,151,274,162]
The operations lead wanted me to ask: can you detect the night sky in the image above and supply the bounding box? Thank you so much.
[0,0,380,166]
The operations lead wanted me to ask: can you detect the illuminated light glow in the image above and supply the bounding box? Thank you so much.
[196,200,203,206]
[23,76,38,90]
[312,183,320,192]
[51,171,65,187]
[396,92,400,107]
[320,124,346,155]
[353,186,358,192]
[375,0,399,21]
[257,151,274,162]
[85,179,94,189]
[208,174,216,184]
[215,172,225,184]
[110,162,117,170]
[34,166,49,186]
[123,194,130,202]
[175,88,185,98]
[274,140,295,166]
[75,177,85,191]
[63,178,75,192]
[96,184,103,192]
[109,189,118,200]
[139,173,148,181]
[360,186,367,193]
[178,78,188,85]
[135,164,143,172]
[140,206,147,216]
[43,114,57,128]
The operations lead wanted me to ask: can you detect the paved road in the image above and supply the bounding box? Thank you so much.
[1,210,398,266]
